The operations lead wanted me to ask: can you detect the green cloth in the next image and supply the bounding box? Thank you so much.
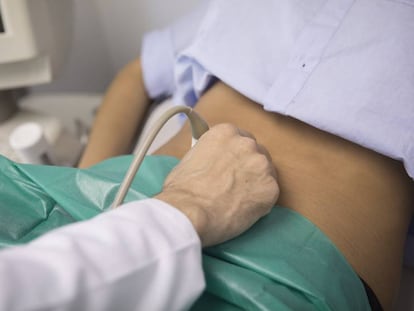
[0,155,371,310]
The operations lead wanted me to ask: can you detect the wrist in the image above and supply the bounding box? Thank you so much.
[155,190,208,245]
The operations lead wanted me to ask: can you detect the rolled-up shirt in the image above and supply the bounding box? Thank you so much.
[141,0,414,180]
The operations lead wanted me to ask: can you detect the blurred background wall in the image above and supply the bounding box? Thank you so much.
[33,0,197,94]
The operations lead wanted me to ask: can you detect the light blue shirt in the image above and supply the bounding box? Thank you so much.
[141,0,414,180]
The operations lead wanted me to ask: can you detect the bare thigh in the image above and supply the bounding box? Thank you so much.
[155,82,414,310]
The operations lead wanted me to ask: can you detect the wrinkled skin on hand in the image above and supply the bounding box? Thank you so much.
[156,123,279,247]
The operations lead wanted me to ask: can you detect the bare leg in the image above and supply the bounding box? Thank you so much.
[78,59,150,168]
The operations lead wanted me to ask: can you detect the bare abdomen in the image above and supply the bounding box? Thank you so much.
[154,82,413,309]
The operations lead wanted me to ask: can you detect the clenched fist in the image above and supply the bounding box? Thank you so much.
[156,123,279,246]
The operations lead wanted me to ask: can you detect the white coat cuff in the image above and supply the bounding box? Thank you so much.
[121,198,201,244]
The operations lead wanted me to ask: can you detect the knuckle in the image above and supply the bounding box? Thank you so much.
[258,200,274,217]
[258,144,272,158]
[237,136,258,152]
[213,123,239,137]
[270,177,279,191]
[250,153,272,172]
[268,177,280,200]
[256,153,270,168]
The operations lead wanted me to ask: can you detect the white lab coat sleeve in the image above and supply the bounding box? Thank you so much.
[141,0,210,99]
[0,199,205,311]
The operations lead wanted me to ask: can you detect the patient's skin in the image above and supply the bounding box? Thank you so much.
[155,82,414,310]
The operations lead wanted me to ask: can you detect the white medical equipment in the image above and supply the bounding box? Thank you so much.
[0,0,82,165]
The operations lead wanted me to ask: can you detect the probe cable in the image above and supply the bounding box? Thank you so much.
[111,105,209,209]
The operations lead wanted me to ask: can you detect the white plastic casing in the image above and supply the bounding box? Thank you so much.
[0,0,74,89]
[9,122,57,164]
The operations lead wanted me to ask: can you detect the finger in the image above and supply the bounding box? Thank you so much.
[256,143,278,179]
[256,143,271,162]
[237,128,257,141]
